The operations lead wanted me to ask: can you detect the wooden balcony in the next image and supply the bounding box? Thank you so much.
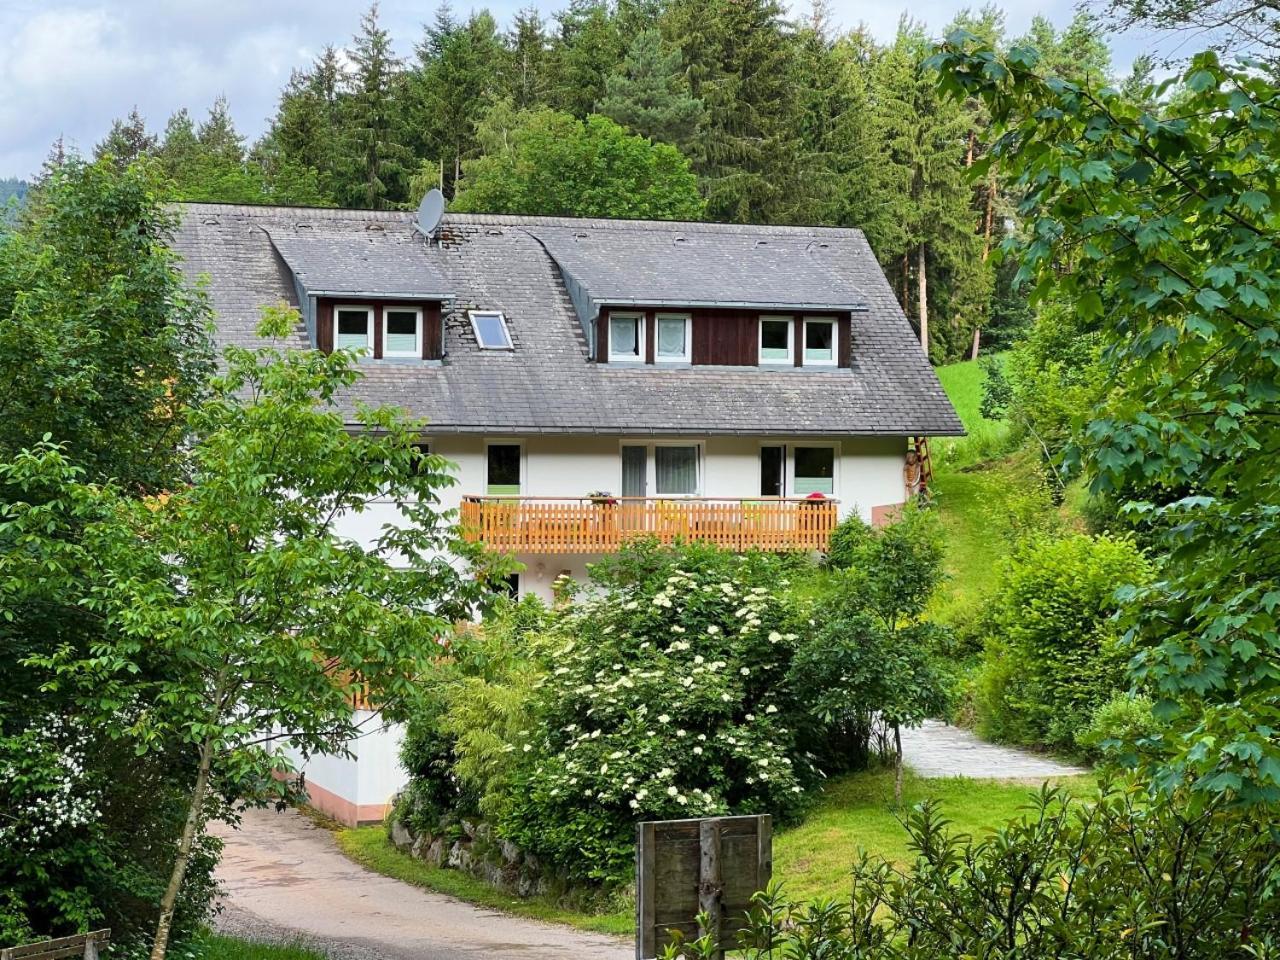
[459,495,839,554]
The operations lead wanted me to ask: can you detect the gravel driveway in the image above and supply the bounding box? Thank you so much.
[212,807,631,960]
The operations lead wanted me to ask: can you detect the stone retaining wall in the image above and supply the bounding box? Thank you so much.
[388,810,550,898]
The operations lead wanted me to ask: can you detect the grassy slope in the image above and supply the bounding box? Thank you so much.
[192,935,328,959]
[336,770,1092,937]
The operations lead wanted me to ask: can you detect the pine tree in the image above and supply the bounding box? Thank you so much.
[1016,12,1112,80]
[660,0,811,223]
[340,3,412,209]
[94,107,158,171]
[598,29,705,148]
[267,46,345,196]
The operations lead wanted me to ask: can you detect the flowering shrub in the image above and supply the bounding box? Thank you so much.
[494,546,824,886]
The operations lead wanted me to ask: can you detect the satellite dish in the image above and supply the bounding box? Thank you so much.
[416,188,446,238]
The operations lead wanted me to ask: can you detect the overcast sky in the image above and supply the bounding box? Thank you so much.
[0,0,1160,181]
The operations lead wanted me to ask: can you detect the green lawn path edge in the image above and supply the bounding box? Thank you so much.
[191,934,331,960]
[330,769,1092,937]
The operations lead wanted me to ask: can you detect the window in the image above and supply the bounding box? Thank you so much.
[384,307,422,358]
[498,573,520,597]
[759,316,793,364]
[760,445,785,497]
[621,444,647,497]
[655,313,691,363]
[469,310,513,350]
[803,318,836,366]
[794,445,835,496]
[486,443,522,495]
[410,442,431,475]
[655,445,699,495]
[609,313,643,361]
[335,306,372,353]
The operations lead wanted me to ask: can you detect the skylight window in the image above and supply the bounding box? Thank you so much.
[469,310,513,350]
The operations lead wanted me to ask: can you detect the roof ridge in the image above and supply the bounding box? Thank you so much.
[173,201,866,237]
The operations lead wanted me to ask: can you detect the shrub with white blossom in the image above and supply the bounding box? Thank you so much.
[492,545,824,885]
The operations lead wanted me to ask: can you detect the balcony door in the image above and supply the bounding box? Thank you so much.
[486,443,522,496]
[621,445,647,497]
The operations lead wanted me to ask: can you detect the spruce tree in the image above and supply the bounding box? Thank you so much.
[507,6,551,108]
[660,0,811,223]
[598,28,705,148]
[94,107,158,171]
[196,96,246,164]
[341,3,412,209]
[548,0,624,118]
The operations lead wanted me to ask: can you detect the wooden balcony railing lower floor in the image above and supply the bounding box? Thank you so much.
[460,496,839,554]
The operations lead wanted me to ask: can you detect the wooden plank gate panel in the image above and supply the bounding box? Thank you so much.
[635,815,771,960]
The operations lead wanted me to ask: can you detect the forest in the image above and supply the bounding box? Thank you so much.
[81,0,1140,363]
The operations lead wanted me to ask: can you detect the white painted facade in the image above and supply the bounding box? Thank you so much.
[335,433,909,601]
[310,433,908,820]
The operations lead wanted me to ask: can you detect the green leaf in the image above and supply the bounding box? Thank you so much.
[1186,69,1217,92]
[1195,288,1230,312]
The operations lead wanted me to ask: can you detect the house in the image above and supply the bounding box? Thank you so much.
[174,199,963,823]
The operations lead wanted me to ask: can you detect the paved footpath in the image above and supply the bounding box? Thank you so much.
[212,808,631,960]
[899,719,1088,779]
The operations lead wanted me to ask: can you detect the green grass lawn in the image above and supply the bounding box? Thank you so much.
[332,769,1092,937]
[773,768,1091,902]
[190,934,328,959]
[932,354,1010,470]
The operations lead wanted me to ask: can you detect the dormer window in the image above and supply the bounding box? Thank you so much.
[335,306,373,353]
[470,310,513,350]
[384,307,422,358]
[609,312,643,361]
[655,313,691,363]
[759,316,793,364]
[803,317,836,366]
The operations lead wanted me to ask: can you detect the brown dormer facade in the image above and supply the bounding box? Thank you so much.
[316,297,444,361]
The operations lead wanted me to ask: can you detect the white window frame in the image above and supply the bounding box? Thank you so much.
[469,310,513,350]
[382,305,423,359]
[484,439,525,495]
[758,315,794,366]
[802,317,837,367]
[654,312,692,364]
[334,304,374,354]
[619,439,704,497]
[790,441,840,498]
[608,311,645,363]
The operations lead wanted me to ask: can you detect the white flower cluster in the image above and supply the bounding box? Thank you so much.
[0,716,101,849]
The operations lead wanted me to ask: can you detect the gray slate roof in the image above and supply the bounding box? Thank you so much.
[268,231,453,299]
[172,204,964,438]
[527,223,869,311]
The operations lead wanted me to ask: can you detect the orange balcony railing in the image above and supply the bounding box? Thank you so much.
[459,495,839,554]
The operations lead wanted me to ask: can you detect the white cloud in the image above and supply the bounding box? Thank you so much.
[0,0,1149,180]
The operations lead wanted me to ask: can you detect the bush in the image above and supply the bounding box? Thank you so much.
[1076,692,1159,765]
[662,780,1280,959]
[976,534,1151,753]
[498,547,816,886]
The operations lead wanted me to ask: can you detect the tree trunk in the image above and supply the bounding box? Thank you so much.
[893,723,904,807]
[965,130,976,168]
[982,175,995,261]
[971,327,981,360]
[916,244,928,358]
[150,735,216,960]
[900,252,910,314]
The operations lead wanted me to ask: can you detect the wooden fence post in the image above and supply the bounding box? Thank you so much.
[699,818,724,960]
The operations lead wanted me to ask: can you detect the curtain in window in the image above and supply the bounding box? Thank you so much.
[622,445,646,497]
[656,446,697,495]
[805,321,834,361]
[657,318,686,357]
[611,316,639,356]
